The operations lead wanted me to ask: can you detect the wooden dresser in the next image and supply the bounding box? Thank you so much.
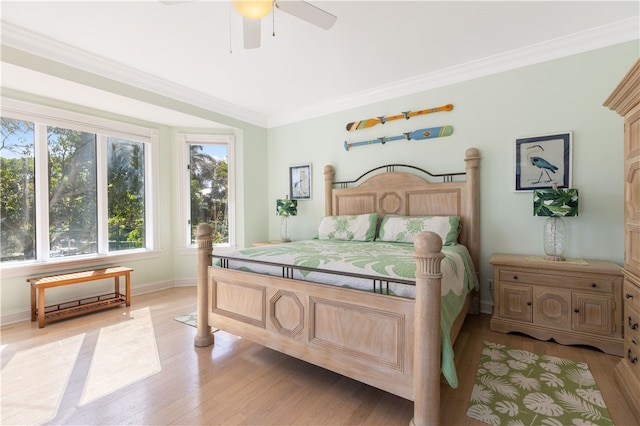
[490,254,623,356]
[604,57,640,422]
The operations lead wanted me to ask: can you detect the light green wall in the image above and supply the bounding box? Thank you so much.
[267,41,639,306]
[0,41,637,321]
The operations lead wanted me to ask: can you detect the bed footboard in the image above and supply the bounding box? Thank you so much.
[195,225,446,425]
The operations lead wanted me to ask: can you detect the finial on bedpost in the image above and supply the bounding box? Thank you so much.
[324,165,335,216]
[411,231,445,426]
[195,223,215,347]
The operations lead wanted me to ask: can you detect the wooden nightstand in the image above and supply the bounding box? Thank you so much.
[490,253,624,356]
[252,240,292,247]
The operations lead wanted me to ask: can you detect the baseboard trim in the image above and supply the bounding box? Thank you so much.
[480,298,494,315]
[1,279,178,327]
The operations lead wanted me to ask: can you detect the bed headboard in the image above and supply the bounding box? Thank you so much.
[323,148,480,271]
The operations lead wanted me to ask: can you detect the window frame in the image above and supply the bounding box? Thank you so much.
[178,133,236,252]
[1,98,160,278]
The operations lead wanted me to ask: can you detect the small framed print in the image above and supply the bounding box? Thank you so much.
[515,132,572,191]
[289,163,311,200]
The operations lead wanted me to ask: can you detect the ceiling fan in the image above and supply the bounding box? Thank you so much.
[161,0,336,49]
[233,0,337,49]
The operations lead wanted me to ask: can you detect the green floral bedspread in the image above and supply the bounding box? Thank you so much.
[216,239,479,388]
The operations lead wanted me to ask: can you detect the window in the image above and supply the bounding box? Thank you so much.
[1,118,35,261]
[179,133,235,248]
[1,99,159,274]
[107,137,146,252]
[47,127,98,258]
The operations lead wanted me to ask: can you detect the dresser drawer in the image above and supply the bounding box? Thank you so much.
[624,304,640,382]
[624,279,640,310]
[627,303,640,342]
[499,269,614,293]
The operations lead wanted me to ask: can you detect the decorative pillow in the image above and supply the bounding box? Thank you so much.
[376,215,461,245]
[317,213,378,241]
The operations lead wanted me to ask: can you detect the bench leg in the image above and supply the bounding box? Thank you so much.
[115,276,120,297]
[125,273,131,306]
[31,284,36,322]
[38,287,46,328]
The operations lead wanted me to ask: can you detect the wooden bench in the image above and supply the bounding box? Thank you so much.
[28,266,133,328]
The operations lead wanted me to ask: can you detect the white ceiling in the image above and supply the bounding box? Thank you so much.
[1,1,639,128]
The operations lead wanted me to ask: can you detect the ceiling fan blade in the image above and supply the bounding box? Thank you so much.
[275,0,337,30]
[243,17,261,49]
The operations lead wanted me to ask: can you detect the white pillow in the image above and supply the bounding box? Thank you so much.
[376,215,461,245]
[317,213,378,241]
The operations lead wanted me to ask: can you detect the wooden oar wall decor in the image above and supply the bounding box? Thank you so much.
[345,103,453,131]
[344,126,453,151]
[343,103,454,151]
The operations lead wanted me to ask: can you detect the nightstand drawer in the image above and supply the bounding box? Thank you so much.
[499,269,614,293]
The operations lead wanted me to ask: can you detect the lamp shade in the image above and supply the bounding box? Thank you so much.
[276,198,297,217]
[232,0,273,19]
[533,188,579,217]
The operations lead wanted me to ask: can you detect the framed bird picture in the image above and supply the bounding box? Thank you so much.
[514,132,572,191]
[289,163,312,200]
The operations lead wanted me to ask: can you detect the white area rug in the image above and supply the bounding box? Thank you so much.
[1,334,85,425]
[80,307,161,405]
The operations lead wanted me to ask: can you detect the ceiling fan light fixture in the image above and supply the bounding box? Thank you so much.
[232,0,273,19]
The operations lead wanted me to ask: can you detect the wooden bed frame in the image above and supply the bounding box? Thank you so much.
[195,148,480,425]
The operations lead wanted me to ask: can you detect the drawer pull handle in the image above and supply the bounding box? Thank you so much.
[513,275,519,280]
[526,302,532,306]
[574,309,580,313]
[629,349,638,364]
[626,293,634,299]
[629,316,639,330]
[591,283,596,288]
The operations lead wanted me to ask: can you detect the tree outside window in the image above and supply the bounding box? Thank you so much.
[1,113,152,264]
[189,143,228,244]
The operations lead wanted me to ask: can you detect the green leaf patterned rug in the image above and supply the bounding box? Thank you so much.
[174,312,197,327]
[467,341,613,426]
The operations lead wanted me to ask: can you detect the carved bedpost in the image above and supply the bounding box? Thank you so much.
[411,231,445,426]
[324,165,335,216]
[195,223,215,347]
[464,148,481,314]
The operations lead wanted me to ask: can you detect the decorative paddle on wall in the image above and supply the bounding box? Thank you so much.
[344,126,453,151]
[345,104,453,131]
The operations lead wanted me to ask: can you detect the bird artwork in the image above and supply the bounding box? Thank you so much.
[526,144,558,184]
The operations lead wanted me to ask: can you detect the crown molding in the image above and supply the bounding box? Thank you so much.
[2,17,638,129]
[268,17,640,127]
[1,21,268,127]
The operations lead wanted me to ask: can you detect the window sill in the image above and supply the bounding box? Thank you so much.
[0,249,161,279]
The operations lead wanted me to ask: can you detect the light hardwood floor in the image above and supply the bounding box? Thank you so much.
[1,287,636,425]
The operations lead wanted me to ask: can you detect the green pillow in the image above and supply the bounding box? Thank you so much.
[317,213,378,241]
[377,215,461,245]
